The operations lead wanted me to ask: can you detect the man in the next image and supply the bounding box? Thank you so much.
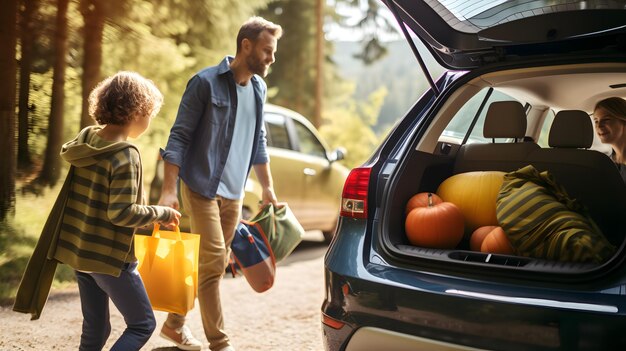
[158,17,282,351]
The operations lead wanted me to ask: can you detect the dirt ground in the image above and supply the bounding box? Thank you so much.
[0,235,328,351]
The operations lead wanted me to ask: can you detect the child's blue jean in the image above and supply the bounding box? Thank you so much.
[75,261,156,351]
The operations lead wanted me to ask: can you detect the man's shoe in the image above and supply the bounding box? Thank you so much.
[216,346,235,351]
[159,324,202,351]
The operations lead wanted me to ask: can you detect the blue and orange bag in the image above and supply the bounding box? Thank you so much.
[230,218,276,293]
[230,203,305,293]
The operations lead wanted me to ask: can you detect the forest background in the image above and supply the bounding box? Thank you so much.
[0,0,442,302]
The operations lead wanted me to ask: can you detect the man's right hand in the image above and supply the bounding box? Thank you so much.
[159,160,181,211]
[158,190,180,230]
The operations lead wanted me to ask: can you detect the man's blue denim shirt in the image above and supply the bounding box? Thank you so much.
[160,56,269,199]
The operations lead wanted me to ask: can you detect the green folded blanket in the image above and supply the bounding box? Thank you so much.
[496,165,616,263]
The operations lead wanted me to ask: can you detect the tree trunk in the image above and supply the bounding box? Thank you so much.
[79,0,104,128]
[17,0,40,170]
[0,0,19,221]
[313,0,324,128]
[39,0,69,187]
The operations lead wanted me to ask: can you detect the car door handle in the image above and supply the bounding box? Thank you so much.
[303,168,317,176]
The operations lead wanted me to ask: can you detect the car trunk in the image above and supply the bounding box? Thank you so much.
[381,146,626,272]
[377,69,626,279]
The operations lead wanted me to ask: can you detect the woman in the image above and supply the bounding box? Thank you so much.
[593,97,626,183]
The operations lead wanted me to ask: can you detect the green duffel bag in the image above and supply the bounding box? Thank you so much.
[247,203,305,263]
[496,165,616,263]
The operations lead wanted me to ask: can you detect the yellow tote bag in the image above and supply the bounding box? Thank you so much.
[135,224,200,315]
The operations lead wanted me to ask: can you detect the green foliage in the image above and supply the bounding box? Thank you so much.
[27,71,53,158]
[319,86,388,168]
[259,0,319,119]
[333,40,445,134]
[148,0,268,61]
[100,12,197,157]
[333,0,399,65]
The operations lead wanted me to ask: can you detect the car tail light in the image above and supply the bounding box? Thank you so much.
[340,167,371,218]
[322,312,345,329]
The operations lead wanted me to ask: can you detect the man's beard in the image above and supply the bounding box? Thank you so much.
[246,53,268,77]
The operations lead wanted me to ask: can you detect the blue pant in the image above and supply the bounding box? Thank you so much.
[75,261,156,351]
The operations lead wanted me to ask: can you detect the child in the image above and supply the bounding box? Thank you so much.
[13,71,180,350]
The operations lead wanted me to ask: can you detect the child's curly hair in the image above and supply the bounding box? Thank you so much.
[89,71,163,125]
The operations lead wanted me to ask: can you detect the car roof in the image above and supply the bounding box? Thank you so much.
[384,0,626,69]
[265,103,313,127]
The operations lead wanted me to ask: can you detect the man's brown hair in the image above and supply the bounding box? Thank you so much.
[236,16,283,53]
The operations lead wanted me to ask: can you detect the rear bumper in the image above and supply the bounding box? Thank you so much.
[341,327,487,351]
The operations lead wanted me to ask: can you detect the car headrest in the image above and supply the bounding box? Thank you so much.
[549,110,593,149]
[483,101,527,139]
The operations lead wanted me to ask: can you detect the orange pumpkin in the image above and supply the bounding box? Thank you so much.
[470,225,498,251]
[480,226,514,255]
[405,193,464,249]
[406,192,443,214]
[436,171,505,233]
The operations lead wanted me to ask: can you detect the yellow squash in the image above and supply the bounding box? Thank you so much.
[437,171,505,233]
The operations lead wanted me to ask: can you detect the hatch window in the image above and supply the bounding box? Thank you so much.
[442,88,521,144]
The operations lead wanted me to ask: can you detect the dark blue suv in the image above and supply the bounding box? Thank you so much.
[322,1,626,350]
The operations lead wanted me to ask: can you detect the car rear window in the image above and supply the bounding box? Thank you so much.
[442,88,521,144]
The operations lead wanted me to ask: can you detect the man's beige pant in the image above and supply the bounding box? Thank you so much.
[165,182,241,351]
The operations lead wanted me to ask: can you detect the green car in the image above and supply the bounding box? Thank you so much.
[149,103,349,242]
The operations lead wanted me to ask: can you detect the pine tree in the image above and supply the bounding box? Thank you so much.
[0,0,19,220]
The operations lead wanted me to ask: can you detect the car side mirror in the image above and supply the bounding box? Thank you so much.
[329,147,347,163]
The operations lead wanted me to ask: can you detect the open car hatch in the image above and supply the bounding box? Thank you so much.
[383,0,626,70]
